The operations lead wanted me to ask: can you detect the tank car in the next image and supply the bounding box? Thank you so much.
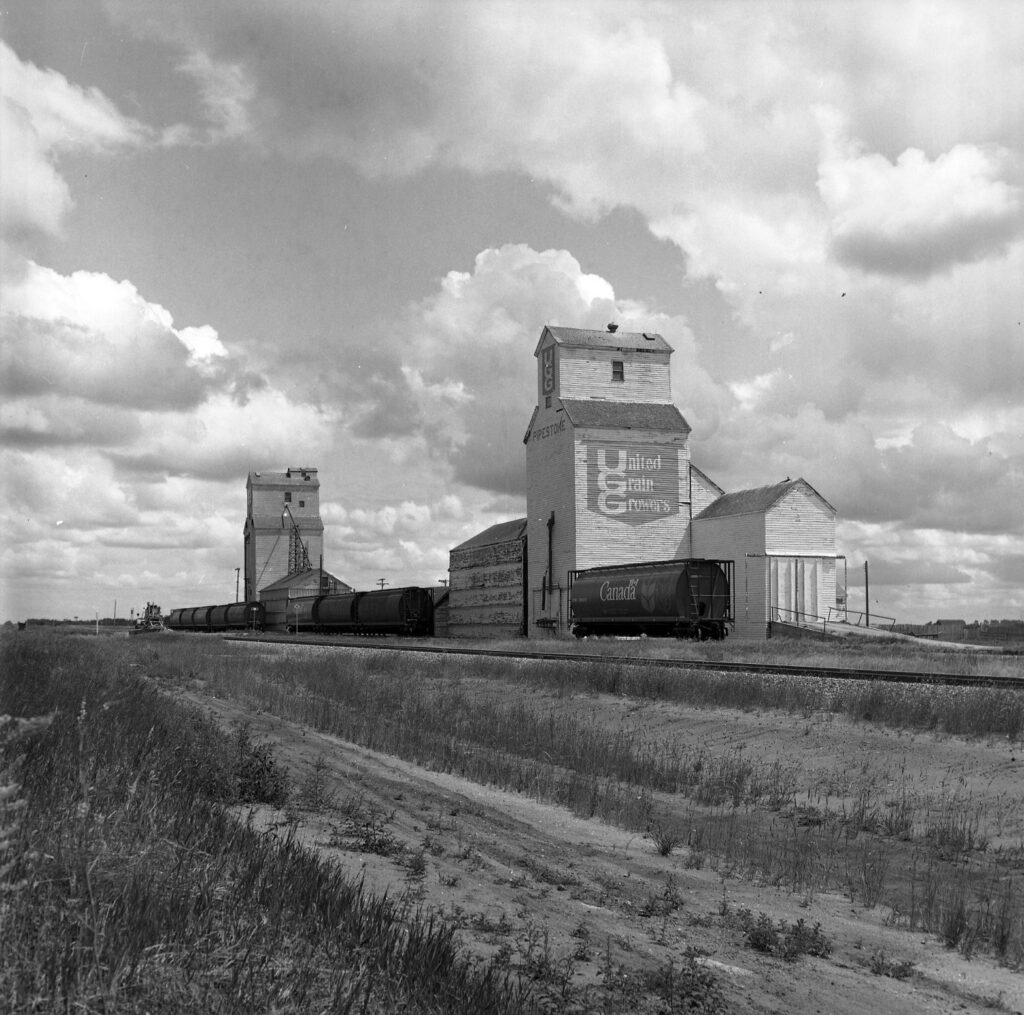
[210,601,264,631]
[356,586,434,636]
[312,592,360,633]
[284,597,317,633]
[165,601,264,632]
[165,608,187,630]
[570,558,733,640]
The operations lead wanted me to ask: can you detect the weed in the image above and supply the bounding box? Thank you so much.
[297,753,336,812]
[736,910,832,961]
[644,957,725,1014]
[331,808,403,856]
[869,950,916,979]
[235,722,289,806]
[404,847,427,880]
[651,821,685,856]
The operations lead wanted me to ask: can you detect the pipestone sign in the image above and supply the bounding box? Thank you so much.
[587,443,680,526]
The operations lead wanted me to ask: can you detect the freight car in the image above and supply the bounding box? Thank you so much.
[569,558,733,640]
[284,586,434,636]
[166,587,434,638]
[165,601,265,632]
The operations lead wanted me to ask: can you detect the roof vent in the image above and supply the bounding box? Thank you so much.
[606,322,618,333]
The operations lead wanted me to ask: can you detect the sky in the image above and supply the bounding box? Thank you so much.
[1,0,1022,625]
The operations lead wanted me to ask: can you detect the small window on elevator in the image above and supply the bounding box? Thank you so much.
[299,500,305,508]
[611,360,624,382]
[284,492,292,503]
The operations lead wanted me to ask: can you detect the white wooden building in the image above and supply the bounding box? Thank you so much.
[691,479,838,639]
[450,323,845,642]
[524,325,701,635]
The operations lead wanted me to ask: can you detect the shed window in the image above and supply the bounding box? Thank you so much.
[611,360,624,382]
[545,395,552,408]
[284,492,292,503]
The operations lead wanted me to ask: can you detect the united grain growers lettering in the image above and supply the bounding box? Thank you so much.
[587,442,679,526]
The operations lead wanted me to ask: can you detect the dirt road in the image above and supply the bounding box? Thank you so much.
[180,666,1023,1015]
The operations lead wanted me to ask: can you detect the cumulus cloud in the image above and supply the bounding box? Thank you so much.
[820,140,1024,276]
[0,39,150,238]
[349,243,721,496]
[0,261,224,411]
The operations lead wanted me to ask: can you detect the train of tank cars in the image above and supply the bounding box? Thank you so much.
[164,557,734,640]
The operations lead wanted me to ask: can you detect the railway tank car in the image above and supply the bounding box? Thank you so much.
[165,601,265,632]
[285,586,434,636]
[570,558,733,640]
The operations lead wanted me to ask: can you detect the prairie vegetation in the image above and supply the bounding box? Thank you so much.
[0,633,538,1013]
[4,629,1022,1013]
[198,639,1024,968]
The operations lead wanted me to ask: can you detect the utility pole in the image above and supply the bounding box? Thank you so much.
[376,578,388,590]
[235,568,240,603]
[864,560,870,629]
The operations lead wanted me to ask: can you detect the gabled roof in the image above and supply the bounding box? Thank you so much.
[693,478,835,520]
[535,326,673,355]
[259,567,351,593]
[560,399,690,433]
[452,518,527,552]
[690,463,724,497]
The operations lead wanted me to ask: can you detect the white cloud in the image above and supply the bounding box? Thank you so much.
[1,260,220,411]
[176,48,255,141]
[0,39,150,238]
[820,140,1024,275]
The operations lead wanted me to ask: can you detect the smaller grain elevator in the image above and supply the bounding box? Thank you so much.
[243,467,325,600]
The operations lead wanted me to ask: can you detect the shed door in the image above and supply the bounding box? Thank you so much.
[770,558,818,624]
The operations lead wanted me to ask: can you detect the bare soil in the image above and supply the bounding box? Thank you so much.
[178,649,1024,1015]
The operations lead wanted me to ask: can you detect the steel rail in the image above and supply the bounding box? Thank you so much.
[226,635,1023,689]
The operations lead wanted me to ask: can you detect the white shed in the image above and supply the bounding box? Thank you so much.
[691,478,839,639]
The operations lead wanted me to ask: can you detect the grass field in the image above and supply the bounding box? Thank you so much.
[3,629,1022,1013]
[1,633,539,1014]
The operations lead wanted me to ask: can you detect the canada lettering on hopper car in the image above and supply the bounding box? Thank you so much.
[599,578,639,601]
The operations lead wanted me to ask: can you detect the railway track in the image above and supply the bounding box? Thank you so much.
[226,634,1024,689]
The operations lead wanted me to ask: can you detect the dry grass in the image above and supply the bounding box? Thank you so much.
[193,639,1024,967]
[0,632,540,1013]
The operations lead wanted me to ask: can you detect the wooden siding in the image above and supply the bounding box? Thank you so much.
[448,537,525,638]
[526,403,578,635]
[248,529,324,596]
[691,513,767,639]
[558,346,672,402]
[245,469,325,597]
[692,490,840,638]
[689,470,724,554]
[765,486,835,555]
[573,427,693,571]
